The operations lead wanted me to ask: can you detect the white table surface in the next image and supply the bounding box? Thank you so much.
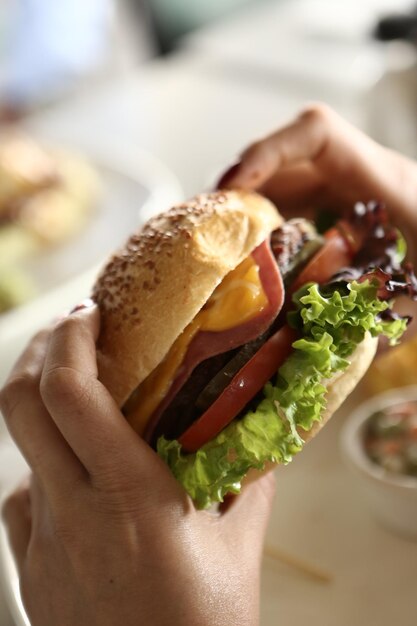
[1,7,417,624]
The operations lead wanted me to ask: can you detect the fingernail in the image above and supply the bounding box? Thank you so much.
[70,298,95,314]
[216,161,242,189]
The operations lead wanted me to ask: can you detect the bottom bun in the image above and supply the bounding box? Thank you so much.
[243,332,378,486]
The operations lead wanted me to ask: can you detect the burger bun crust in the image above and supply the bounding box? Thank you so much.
[93,190,283,406]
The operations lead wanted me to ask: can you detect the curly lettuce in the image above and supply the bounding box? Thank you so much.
[158,280,408,509]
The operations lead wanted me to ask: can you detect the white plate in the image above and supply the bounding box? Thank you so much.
[0,147,183,391]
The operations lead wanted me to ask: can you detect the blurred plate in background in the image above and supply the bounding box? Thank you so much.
[0,146,183,389]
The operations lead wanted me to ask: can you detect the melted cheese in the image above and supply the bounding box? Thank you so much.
[126,255,267,435]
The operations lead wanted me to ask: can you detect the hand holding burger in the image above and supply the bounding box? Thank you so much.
[1,304,275,626]
[3,105,417,626]
[218,103,417,267]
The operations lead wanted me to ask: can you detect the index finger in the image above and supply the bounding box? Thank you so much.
[0,328,85,494]
[39,304,171,485]
[218,105,331,191]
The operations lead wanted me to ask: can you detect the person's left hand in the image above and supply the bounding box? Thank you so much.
[0,302,275,626]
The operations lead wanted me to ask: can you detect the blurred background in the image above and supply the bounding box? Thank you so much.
[1,1,417,625]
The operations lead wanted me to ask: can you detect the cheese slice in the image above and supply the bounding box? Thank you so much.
[125,255,268,435]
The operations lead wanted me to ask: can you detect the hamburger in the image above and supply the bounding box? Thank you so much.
[92,190,417,509]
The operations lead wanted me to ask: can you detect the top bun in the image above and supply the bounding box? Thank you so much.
[92,190,283,406]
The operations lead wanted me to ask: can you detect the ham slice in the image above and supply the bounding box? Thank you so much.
[144,240,284,441]
[178,324,297,452]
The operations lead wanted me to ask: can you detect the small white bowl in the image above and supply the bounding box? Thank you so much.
[340,386,417,540]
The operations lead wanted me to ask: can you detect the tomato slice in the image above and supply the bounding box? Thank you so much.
[144,240,284,442]
[178,325,297,453]
[177,226,355,453]
[290,227,352,294]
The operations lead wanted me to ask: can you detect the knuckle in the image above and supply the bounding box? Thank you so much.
[40,365,76,396]
[40,365,92,411]
[0,374,38,422]
[242,139,263,159]
[299,102,332,125]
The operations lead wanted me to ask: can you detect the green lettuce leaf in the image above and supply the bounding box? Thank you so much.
[394,228,407,265]
[158,393,302,510]
[158,280,408,509]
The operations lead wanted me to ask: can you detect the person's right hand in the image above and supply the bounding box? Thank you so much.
[217,104,417,266]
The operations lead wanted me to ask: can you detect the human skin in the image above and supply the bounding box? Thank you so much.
[0,304,275,626]
[217,103,417,340]
[218,103,417,268]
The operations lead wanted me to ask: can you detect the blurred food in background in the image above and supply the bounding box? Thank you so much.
[0,135,100,250]
[363,334,417,395]
[0,135,100,313]
[341,385,417,540]
[364,400,417,478]
[0,266,35,314]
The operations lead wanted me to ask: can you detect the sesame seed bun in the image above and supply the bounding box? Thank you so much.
[92,190,283,406]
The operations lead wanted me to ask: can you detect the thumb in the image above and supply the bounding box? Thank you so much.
[221,470,276,556]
